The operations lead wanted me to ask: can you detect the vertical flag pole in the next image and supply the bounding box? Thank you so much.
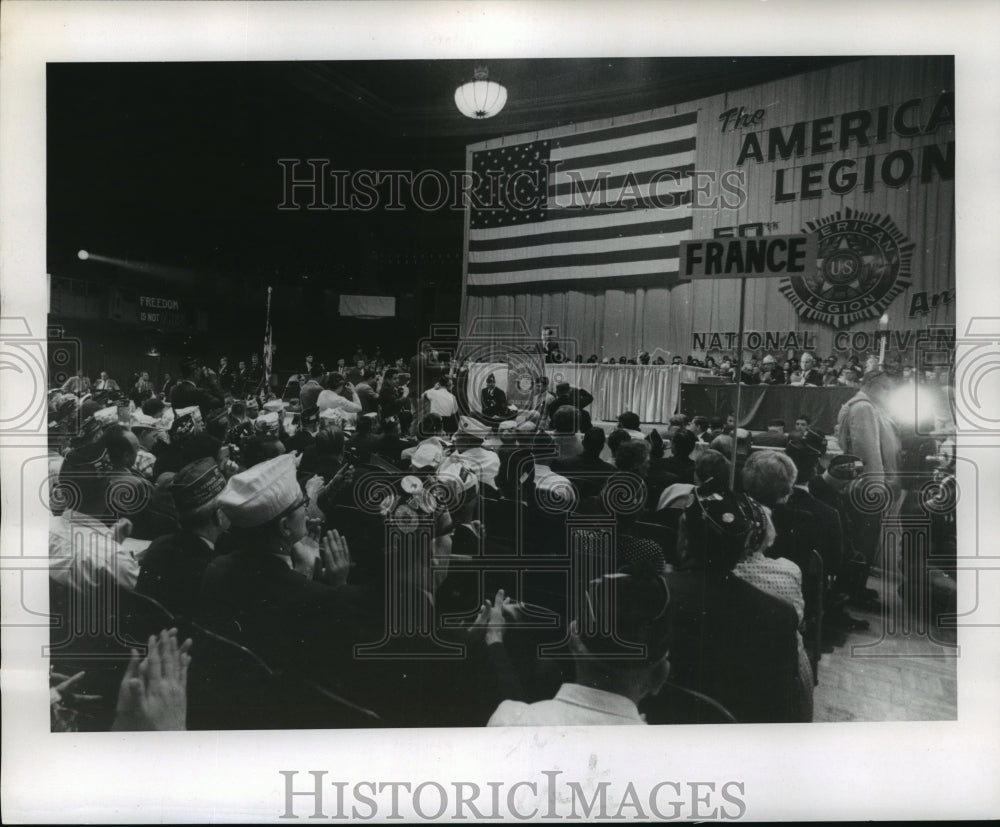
[263,285,273,393]
[729,277,748,491]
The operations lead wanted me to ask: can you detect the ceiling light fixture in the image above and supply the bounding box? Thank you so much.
[454,65,507,120]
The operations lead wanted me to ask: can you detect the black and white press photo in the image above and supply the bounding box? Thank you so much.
[2,2,998,823]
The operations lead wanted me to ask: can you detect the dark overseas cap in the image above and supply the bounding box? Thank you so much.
[828,453,864,481]
[576,570,672,668]
[170,457,226,512]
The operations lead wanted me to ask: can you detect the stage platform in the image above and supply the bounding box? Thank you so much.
[679,383,857,434]
[466,362,712,424]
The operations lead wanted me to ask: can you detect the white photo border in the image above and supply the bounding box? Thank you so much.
[2,0,999,822]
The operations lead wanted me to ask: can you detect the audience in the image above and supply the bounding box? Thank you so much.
[551,426,616,498]
[46,342,948,731]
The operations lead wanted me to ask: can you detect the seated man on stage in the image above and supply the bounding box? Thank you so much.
[479,373,514,423]
[759,354,785,385]
[791,353,824,387]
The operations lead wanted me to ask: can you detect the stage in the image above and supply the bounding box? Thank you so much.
[679,383,858,434]
[465,363,711,424]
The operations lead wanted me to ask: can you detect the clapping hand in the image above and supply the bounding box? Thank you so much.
[50,666,101,707]
[113,518,133,544]
[112,628,192,731]
[469,589,512,646]
[314,529,351,586]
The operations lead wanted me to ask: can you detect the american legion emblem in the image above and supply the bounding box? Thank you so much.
[778,206,913,329]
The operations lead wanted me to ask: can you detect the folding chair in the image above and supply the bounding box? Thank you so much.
[119,588,179,647]
[185,622,285,730]
[641,681,739,725]
[804,549,825,685]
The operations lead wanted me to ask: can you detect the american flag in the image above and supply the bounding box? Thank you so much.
[465,110,697,296]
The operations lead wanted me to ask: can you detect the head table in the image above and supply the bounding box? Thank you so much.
[464,362,712,424]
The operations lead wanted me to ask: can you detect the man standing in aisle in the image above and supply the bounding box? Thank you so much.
[424,375,460,433]
[835,369,903,568]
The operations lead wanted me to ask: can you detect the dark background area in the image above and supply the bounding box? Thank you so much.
[46,57,856,382]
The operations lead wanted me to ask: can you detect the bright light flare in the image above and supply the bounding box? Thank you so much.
[886,382,942,430]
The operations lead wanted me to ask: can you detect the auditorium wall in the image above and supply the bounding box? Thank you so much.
[461,56,955,364]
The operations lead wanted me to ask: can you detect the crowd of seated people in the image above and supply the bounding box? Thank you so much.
[695,350,952,388]
[45,343,956,730]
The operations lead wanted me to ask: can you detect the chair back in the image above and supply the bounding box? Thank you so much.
[482,496,521,547]
[185,622,281,730]
[120,588,179,646]
[640,681,739,725]
[324,504,388,584]
[804,549,824,684]
[277,675,382,729]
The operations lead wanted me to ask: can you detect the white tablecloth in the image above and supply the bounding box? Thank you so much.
[465,363,711,423]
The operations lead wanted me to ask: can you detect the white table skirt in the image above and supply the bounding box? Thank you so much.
[465,363,711,423]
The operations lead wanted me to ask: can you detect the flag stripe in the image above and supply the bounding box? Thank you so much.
[467,248,680,282]
[471,193,693,242]
[469,240,684,274]
[467,272,689,296]
[545,189,691,220]
[551,110,698,150]
[470,229,688,267]
[550,150,694,190]
[550,136,696,175]
[469,215,693,252]
[551,123,698,163]
[549,163,694,200]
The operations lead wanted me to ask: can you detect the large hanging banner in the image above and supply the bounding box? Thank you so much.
[461,57,955,363]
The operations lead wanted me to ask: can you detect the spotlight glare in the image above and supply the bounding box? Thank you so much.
[77,249,89,260]
[886,382,939,429]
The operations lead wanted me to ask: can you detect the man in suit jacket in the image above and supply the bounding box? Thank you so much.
[480,373,511,421]
[765,432,839,570]
[129,371,155,406]
[93,371,120,393]
[61,370,92,395]
[171,357,225,414]
[137,457,227,619]
[792,353,824,387]
[545,381,594,430]
[101,424,179,540]
[377,369,404,421]
[216,356,234,393]
[298,364,325,412]
[759,355,785,385]
[551,426,616,498]
[349,371,380,415]
[809,453,877,606]
[199,454,368,683]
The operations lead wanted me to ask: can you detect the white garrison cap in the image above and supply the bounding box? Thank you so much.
[217,453,301,528]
